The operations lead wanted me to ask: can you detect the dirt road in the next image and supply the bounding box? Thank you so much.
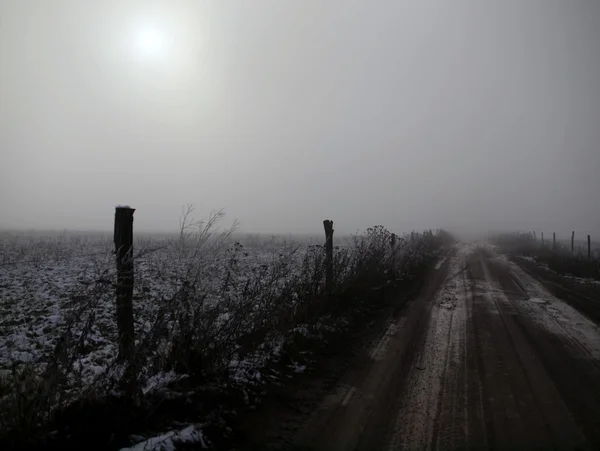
[291,243,600,450]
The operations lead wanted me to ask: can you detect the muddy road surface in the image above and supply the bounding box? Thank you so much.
[253,243,600,450]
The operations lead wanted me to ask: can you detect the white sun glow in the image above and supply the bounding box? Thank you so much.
[133,24,167,60]
[118,10,207,90]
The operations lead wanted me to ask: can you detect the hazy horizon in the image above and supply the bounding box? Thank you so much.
[2,1,599,237]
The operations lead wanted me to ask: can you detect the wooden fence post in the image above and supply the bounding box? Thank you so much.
[541,232,544,247]
[588,235,592,260]
[571,231,575,254]
[114,206,135,363]
[390,233,397,280]
[533,231,537,241]
[323,220,334,295]
[553,232,556,251]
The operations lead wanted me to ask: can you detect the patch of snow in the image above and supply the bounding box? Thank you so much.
[528,297,547,304]
[142,371,186,395]
[120,424,207,451]
[518,256,537,263]
[489,249,600,359]
[369,322,401,361]
[289,361,307,373]
[562,274,600,285]
[391,246,470,448]
[434,257,446,270]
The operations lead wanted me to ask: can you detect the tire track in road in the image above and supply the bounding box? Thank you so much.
[294,251,453,451]
[503,260,600,363]
[474,251,571,449]
[389,249,473,450]
[289,243,600,450]
[486,254,600,447]
[393,244,598,450]
[428,262,471,451]
[467,253,538,449]
[516,257,600,325]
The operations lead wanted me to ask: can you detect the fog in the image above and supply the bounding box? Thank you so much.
[1,1,599,238]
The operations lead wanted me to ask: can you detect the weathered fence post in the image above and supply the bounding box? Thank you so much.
[533,231,537,241]
[114,206,135,363]
[323,220,334,295]
[390,233,397,280]
[541,232,544,247]
[553,232,556,251]
[588,235,592,260]
[571,231,575,254]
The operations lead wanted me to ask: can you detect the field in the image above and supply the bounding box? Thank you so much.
[0,214,449,450]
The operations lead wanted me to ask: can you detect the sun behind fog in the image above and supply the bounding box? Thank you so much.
[132,24,167,60]
[119,10,206,88]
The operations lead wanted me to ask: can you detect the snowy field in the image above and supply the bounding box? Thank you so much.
[0,226,437,449]
[0,232,116,370]
[0,228,407,375]
[0,230,323,381]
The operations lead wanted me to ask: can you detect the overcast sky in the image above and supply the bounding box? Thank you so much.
[1,1,599,237]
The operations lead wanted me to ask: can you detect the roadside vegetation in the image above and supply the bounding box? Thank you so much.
[0,209,454,450]
[492,232,600,281]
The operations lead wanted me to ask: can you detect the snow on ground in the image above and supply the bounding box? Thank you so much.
[0,235,116,371]
[559,273,600,286]
[518,256,537,263]
[391,245,469,448]
[434,257,446,270]
[0,231,424,380]
[0,227,438,450]
[120,424,208,451]
[515,255,600,285]
[482,247,600,359]
[507,263,600,359]
[0,232,310,386]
